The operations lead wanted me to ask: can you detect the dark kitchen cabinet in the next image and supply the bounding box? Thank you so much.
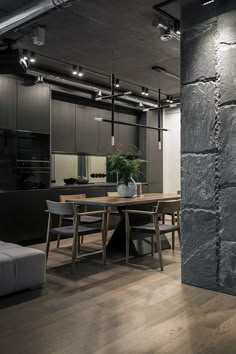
[17,80,50,133]
[51,100,76,152]
[0,77,17,130]
[76,104,99,154]
[118,112,138,152]
[0,189,50,243]
[98,108,119,154]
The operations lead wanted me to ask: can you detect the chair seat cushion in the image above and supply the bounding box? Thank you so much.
[50,225,101,236]
[63,216,102,224]
[0,242,46,297]
[132,223,179,233]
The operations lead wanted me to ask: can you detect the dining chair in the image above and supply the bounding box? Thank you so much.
[46,200,108,273]
[159,200,181,250]
[58,194,103,248]
[124,200,181,270]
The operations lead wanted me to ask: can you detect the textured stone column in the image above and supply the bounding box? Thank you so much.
[181,0,236,295]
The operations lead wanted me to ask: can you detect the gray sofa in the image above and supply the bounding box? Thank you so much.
[0,241,46,297]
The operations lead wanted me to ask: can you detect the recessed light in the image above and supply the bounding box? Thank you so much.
[145,88,149,96]
[78,67,84,77]
[29,52,36,63]
[115,79,120,88]
[72,65,78,75]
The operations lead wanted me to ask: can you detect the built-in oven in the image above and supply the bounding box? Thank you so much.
[16,131,50,190]
[17,131,50,161]
[16,160,50,190]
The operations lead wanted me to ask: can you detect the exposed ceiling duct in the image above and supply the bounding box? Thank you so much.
[27,67,159,110]
[0,0,75,37]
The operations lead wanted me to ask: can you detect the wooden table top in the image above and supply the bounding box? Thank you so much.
[67,193,180,207]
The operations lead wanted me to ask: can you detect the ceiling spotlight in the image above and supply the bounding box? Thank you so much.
[72,65,78,75]
[141,87,146,95]
[145,88,149,96]
[139,102,144,108]
[35,75,44,84]
[201,0,215,5]
[166,95,173,103]
[22,49,28,61]
[94,117,103,122]
[175,22,181,36]
[115,79,120,88]
[29,52,36,63]
[160,27,172,41]
[78,67,84,77]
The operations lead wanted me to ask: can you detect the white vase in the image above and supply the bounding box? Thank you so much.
[117,177,137,198]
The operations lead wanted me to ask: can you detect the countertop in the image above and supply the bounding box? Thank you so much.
[50,182,117,189]
[50,182,148,189]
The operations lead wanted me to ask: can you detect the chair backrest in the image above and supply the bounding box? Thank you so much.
[107,192,119,197]
[47,200,74,216]
[59,194,86,203]
[158,200,181,214]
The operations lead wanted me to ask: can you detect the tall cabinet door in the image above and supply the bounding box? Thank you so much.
[76,105,99,154]
[118,113,138,153]
[0,77,17,130]
[51,100,76,152]
[98,108,119,154]
[17,80,50,133]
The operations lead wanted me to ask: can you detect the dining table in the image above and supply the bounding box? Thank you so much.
[67,193,180,257]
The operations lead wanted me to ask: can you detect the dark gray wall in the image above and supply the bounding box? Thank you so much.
[181,0,236,295]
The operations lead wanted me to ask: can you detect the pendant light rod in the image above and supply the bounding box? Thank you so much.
[158,88,161,147]
[111,74,115,146]
[94,117,167,132]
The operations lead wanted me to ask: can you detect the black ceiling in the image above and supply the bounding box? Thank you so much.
[0,0,181,99]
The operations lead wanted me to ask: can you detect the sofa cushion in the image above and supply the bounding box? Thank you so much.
[0,242,46,297]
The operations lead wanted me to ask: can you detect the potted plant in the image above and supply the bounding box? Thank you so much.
[107,145,145,197]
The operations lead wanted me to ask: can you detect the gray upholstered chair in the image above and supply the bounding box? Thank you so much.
[124,200,181,271]
[46,200,108,273]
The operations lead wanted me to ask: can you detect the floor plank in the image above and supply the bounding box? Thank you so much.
[0,233,236,354]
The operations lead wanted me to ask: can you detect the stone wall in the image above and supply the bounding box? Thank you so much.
[181,0,236,295]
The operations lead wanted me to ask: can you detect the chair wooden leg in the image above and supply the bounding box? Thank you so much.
[45,214,51,263]
[102,229,107,265]
[57,215,63,248]
[172,232,175,251]
[125,212,130,264]
[154,216,163,271]
[178,229,181,248]
[151,234,154,258]
[45,233,51,263]
[101,207,109,265]
[56,235,60,248]
[81,236,84,244]
[71,232,78,274]
[77,235,81,255]
[171,213,175,250]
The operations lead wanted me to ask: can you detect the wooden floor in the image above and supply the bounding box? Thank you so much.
[1,233,236,354]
